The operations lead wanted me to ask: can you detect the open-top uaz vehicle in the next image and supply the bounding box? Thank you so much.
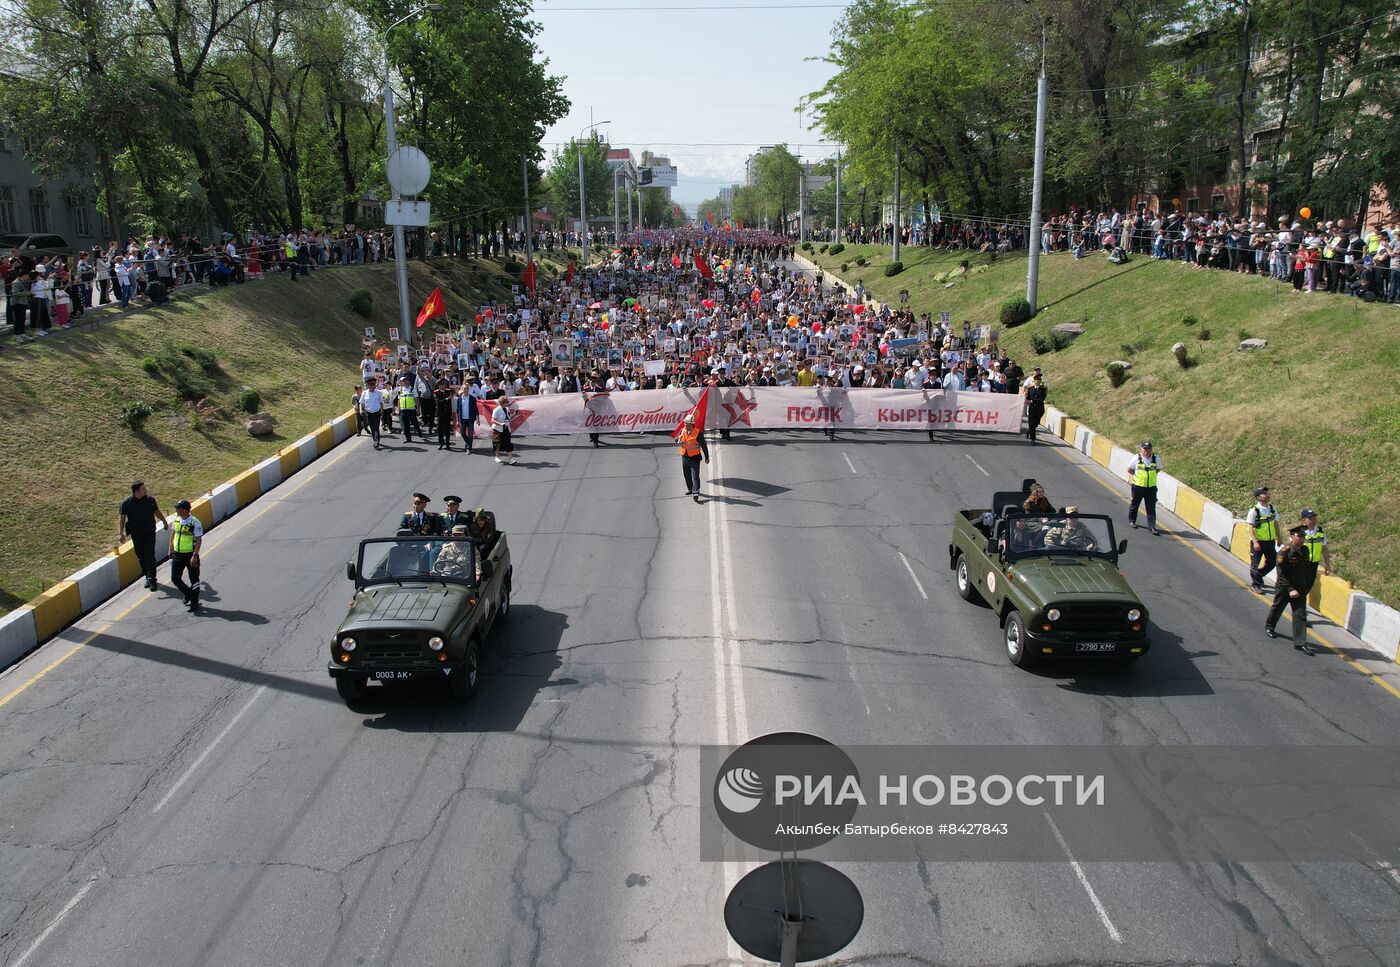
[329,526,512,703]
[948,482,1150,667]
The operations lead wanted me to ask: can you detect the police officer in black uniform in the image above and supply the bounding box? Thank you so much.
[1265,525,1316,654]
[434,377,454,449]
[439,495,471,533]
[399,493,442,535]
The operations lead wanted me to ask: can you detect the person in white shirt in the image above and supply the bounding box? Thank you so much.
[491,397,518,464]
[358,378,385,449]
[905,362,928,389]
[941,367,964,391]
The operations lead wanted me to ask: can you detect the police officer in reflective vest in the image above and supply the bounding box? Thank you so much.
[1126,440,1161,535]
[677,411,709,503]
[1300,508,1331,576]
[169,499,204,613]
[395,376,421,443]
[1266,526,1316,654]
[1246,485,1280,593]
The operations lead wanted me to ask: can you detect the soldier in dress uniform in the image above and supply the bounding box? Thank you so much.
[399,492,442,535]
[1265,525,1317,655]
[439,495,471,533]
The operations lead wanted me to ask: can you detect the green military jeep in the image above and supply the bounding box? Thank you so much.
[948,483,1149,668]
[329,523,512,703]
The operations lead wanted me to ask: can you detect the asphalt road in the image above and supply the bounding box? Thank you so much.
[3,411,1400,966]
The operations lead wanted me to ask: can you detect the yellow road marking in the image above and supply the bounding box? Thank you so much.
[1048,443,1400,702]
[0,437,363,709]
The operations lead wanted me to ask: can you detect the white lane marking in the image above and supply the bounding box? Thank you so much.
[1043,810,1123,943]
[965,454,990,477]
[841,452,857,474]
[898,552,928,600]
[707,438,752,964]
[11,876,98,967]
[154,685,268,813]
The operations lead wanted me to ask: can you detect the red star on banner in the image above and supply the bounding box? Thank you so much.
[721,391,758,427]
[506,403,533,433]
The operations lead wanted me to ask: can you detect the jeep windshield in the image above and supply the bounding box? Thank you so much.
[1003,514,1117,562]
[357,537,478,588]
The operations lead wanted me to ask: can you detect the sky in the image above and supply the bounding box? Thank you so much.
[530,0,846,214]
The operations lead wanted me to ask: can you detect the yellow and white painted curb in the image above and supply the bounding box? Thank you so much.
[1043,405,1399,663]
[0,410,360,669]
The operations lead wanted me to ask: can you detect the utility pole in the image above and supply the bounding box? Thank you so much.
[799,160,807,243]
[522,154,533,264]
[835,149,842,244]
[577,119,611,264]
[613,168,620,243]
[1027,14,1049,315]
[892,142,901,262]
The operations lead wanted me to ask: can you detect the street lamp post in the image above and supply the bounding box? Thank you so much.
[577,120,610,263]
[1026,10,1049,316]
[381,3,438,338]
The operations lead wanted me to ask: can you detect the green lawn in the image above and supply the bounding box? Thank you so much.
[0,253,568,614]
[807,243,1400,610]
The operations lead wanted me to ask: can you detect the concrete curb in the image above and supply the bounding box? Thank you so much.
[1040,403,1399,662]
[0,409,359,673]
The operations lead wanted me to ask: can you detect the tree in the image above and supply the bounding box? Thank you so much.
[752,145,803,228]
[544,135,616,227]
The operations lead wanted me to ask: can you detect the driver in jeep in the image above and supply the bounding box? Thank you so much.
[1043,507,1099,551]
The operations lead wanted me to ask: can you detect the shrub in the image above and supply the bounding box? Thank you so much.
[999,296,1032,328]
[1197,328,1212,341]
[1182,314,1198,327]
[180,344,218,372]
[503,260,523,275]
[120,401,154,432]
[1050,330,1074,352]
[348,288,373,318]
[238,386,261,413]
[828,243,845,255]
[960,259,971,271]
[1107,362,1128,388]
[1030,333,1051,355]
[801,242,813,252]
[839,263,849,273]
[140,357,159,376]
[884,260,904,277]
[1174,343,1196,369]
[854,256,868,267]
[819,244,828,253]
[1237,329,1252,342]
[189,411,204,432]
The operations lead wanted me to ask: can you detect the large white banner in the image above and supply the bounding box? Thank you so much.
[476,388,1025,436]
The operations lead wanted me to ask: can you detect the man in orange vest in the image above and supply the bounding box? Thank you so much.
[678,412,710,503]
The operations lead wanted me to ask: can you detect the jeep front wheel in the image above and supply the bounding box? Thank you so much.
[449,640,480,700]
[1004,610,1033,668]
[336,675,369,703]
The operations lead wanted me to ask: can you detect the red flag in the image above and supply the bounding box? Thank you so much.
[693,255,713,279]
[565,260,575,284]
[415,286,445,328]
[523,259,537,294]
[672,386,710,439]
[672,254,681,268]
[750,287,761,304]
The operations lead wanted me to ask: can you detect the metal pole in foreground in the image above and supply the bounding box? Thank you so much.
[613,168,620,243]
[1027,25,1049,315]
[892,142,901,263]
[575,120,610,265]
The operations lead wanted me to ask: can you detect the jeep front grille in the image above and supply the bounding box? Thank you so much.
[1054,604,1127,632]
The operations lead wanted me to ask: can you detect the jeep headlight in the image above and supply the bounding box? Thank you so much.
[428,636,445,652]
[339,636,357,652]
[1127,608,1142,623]
[1045,608,1061,622]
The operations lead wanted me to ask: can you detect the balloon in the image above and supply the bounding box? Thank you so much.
[474,314,483,323]
[1300,207,1312,218]
[600,320,610,330]
[811,321,822,332]
[483,308,493,318]
[703,299,715,309]
[787,317,799,328]
[852,304,866,315]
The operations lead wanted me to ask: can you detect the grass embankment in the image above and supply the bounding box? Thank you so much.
[0,253,568,614]
[807,243,1400,609]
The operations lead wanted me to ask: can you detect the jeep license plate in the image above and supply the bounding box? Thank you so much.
[374,671,414,680]
[1076,643,1117,653]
